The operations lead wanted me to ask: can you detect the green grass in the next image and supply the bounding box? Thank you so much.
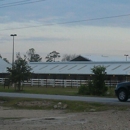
[23,86,78,96]
[0,85,79,96]
[0,85,116,97]
[0,97,129,112]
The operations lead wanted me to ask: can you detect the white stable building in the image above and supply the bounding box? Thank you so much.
[0,58,11,77]
[29,61,130,82]
[0,56,130,86]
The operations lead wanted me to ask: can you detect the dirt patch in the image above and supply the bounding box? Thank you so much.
[16,100,68,109]
[0,108,130,130]
[17,100,53,107]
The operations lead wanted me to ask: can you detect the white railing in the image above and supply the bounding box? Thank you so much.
[0,78,4,84]
[0,78,120,87]
[22,79,87,88]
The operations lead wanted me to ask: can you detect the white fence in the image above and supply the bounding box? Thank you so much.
[21,79,88,88]
[0,78,119,87]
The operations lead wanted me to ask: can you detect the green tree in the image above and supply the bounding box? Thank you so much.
[7,54,32,91]
[26,48,42,62]
[45,51,60,62]
[91,66,107,95]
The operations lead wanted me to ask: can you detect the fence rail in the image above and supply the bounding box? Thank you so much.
[0,78,120,88]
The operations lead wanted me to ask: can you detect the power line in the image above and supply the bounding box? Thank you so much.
[0,0,31,5]
[0,0,45,8]
[1,13,130,31]
[58,13,130,24]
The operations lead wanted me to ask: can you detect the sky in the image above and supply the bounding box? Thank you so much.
[0,0,130,62]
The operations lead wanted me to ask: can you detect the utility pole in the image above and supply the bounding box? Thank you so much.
[10,34,17,65]
[124,54,128,61]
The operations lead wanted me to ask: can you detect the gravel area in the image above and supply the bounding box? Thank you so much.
[0,106,130,130]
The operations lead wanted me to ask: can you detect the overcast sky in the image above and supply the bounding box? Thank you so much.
[0,0,130,62]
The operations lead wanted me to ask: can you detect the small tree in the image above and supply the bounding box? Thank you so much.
[91,66,107,95]
[7,54,32,91]
[45,51,60,62]
[26,48,42,62]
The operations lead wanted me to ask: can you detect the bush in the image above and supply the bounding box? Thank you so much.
[78,81,93,95]
[78,85,89,95]
[78,81,108,96]
[91,66,108,96]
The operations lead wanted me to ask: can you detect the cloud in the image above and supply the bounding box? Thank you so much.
[1,0,130,27]
[1,12,130,62]
[21,37,70,42]
[0,16,10,23]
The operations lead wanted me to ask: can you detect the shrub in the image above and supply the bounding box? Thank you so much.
[91,66,108,96]
[78,81,94,95]
[78,85,89,95]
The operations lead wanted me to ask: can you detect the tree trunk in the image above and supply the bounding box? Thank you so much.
[18,81,21,91]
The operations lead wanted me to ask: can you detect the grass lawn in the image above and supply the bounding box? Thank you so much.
[0,85,116,97]
[0,85,79,96]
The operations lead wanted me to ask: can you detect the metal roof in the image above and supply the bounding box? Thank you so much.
[81,55,129,62]
[29,61,130,75]
[0,59,11,73]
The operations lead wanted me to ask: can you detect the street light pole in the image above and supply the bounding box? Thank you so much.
[10,34,17,65]
[124,54,128,61]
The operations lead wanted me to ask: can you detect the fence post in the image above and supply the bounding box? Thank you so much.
[53,79,55,87]
[1,78,4,84]
[64,80,66,88]
[71,80,72,88]
[62,79,64,88]
[46,79,47,88]
[31,79,33,86]
[41,79,42,86]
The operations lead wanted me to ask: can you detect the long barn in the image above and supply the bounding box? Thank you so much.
[0,57,130,85]
[29,61,130,82]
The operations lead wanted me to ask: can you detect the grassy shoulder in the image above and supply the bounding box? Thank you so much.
[0,85,127,113]
[0,85,79,96]
[0,85,116,97]
[0,97,129,112]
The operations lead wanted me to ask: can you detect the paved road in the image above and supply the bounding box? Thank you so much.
[0,92,130,105]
